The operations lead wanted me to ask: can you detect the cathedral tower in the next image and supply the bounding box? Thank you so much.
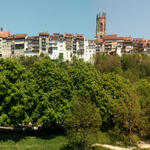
[96,12,106,39]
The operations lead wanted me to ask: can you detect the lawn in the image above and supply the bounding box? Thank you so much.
[0,131,130,150]
[0,131,112,150]
[0,132,67,150]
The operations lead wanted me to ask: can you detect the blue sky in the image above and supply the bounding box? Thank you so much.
[0,0,150,39]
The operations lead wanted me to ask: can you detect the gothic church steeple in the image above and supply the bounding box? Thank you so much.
[96,12,106,39]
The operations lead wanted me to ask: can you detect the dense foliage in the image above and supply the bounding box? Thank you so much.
[64,97,101,150]
[0,53,150,146]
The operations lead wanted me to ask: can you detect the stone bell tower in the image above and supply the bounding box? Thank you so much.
[96,12,106,39]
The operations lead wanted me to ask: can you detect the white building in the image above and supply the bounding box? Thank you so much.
[25,36,40,57]
[39,32,49,54]
[75,34,85,60]
[49,33,66,60]
[0,31,100,62]
[0,30,11,58]
[84,40,96,62]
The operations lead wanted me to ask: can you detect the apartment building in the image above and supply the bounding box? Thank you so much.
[75,34,85,59]
[84,40,96,62]
[39,32,49,54]
[49,33,65,60]
[133,38,144,53]
[144,40,150,54]
[64,33,74,61]
[122,37,133,53]
[0,30,11,58]
[25,36,40,56]
[7,34,28,57]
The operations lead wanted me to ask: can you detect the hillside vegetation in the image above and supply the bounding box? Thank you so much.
[0,54,150,149]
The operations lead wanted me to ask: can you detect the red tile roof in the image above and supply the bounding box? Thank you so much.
[104,41,111,45]
[133,38,143,41]
[143,42,147,47]
[143,40,150,47]
[146,40,150,43]
[39,32,49,36]
[15,34,27,39]
[53,33,60,36]
[64,33,74,38]
[0,31,10,38]
[133,38,144,44]
[7,34,27,40]
[7,34,15,39]
[123,37,133,42]
[103,34,118,40]
[49,35,59,40]
[76,34,84,39]
[95,38,103,43]
[103,35,133,42]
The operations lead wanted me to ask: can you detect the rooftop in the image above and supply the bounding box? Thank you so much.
[15,34,27,39]
[0,31,10,38]
[39,32,49,36]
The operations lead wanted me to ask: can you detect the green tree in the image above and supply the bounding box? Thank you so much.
[112,90,143,144]
[134,79,150,137]
[0,58,37,126]
[121,53,141,72]
[64,96,101,150]
[94,54,122,74]
[120,53,149,81]
[138,54,150,78]
[95,73,132,129]
[18,55,39,68]
[67,59,131,129]
[30,58,72,126]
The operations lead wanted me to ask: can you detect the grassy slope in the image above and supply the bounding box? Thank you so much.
[0,132,144,150]
[0,133,67,150]
[0,132,112,150]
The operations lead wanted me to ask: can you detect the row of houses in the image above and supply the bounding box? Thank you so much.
[0,30,96,62]
[1,13,150,61]
[96,34,150,56]
[1,30,150,62]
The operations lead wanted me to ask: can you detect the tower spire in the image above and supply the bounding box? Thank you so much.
[97,13,99,19]
[96,12,106,39]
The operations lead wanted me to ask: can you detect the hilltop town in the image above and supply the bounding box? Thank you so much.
[0,12,150,61]
[2,9,150,149]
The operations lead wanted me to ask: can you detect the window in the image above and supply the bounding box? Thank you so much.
[49,48,53,54]
[67,48,71,51]
[100,23,103,32]
[15,44,24,49]
[42,47,46,51]
[52,47,57,50]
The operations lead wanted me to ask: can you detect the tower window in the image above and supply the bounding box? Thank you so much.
[100,23,103,32]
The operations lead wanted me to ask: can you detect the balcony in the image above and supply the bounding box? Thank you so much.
[15,44,24,49]
[48,48,53,54]
[42,48,46,51]
[77,49,84,55]
[32,49,39,53]
[32,41,39,44]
